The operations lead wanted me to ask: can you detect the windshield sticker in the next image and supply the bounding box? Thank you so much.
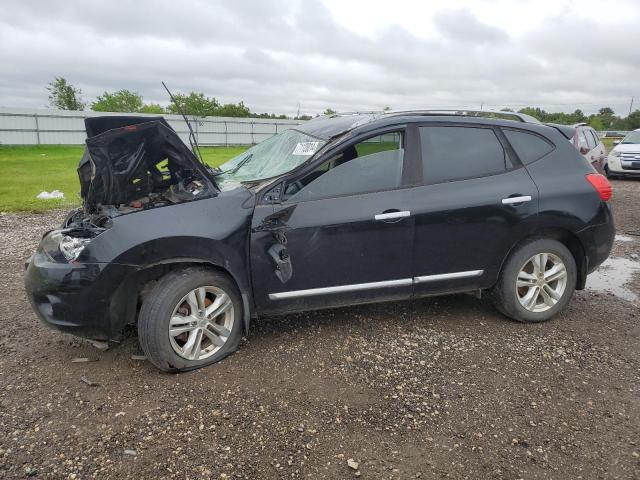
[292,141,320,156]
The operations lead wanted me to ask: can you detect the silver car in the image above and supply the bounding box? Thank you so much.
[572,123,606,173]
[604,128,640,178]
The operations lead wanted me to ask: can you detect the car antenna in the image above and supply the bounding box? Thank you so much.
[161,81,205,165]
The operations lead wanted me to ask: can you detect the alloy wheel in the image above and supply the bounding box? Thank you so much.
[515,253,568,313]
[168,286,234,361]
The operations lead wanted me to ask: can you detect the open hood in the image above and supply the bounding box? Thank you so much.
[78,116,217,213]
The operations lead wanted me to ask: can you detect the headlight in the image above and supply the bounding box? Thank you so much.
[59,235,91,261]
[41,230,92,262]
[610,150,621,157]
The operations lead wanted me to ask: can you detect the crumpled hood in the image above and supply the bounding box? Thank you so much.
[78,116,216,210]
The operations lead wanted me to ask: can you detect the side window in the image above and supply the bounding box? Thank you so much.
[589,129,600,146]
[577,130,589,150]
[284,132,404,202]
[419,126,510,184]
[503,129,554,165]
[584,128,596,149]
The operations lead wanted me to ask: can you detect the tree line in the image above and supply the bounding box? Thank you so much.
[46,77,312,120]
[505,107,640,131]
[46,77,640,128]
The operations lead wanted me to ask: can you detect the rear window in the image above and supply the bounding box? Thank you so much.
[503,129,554,164]
[419,126,510,184]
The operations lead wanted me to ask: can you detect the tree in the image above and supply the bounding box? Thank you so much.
[215,101,251,118]
[167,92,219,117]
[139,103,165,114]
[625,110,640,130]
[91,90,143,112]
[47,77,85,110]
[383,105,392,111]
[323,108,336,116]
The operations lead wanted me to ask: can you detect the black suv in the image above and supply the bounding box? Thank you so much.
[25,111,615,372]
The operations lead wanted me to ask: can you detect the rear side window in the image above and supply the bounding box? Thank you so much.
[584,129,596,149]
[576,130,589,150]
[503,129,554,164]
[588,129,600,146]
[419,126,510,184]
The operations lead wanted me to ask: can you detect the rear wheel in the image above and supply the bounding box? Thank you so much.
[492,238,577,323]
[138,267,243,372]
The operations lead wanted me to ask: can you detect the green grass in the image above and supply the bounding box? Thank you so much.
[0,145,249,213]
[601,137,616,151]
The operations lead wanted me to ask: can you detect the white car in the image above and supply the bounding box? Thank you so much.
[605,128,640,178]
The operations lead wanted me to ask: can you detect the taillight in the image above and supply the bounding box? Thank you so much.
[585,173,612,201]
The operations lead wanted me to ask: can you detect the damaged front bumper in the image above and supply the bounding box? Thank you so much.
[25,250,138,341]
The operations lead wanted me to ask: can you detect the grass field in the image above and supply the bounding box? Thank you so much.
[0,145,249,212]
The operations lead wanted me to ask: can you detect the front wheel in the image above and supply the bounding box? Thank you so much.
[492,238,577,323]
[138,267,243,372]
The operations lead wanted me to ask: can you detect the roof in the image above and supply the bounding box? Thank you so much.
[295,109,543,140]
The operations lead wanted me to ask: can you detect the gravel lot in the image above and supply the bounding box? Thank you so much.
[1,180,639,479]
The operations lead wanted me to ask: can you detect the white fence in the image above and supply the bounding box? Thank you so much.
[0,107,306,146]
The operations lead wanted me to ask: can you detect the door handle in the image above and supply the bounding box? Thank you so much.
[501,195,532,205]
[374,210,411,221]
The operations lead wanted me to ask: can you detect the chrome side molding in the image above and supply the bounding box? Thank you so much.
[414,270,484,283]
[269,270,484,300]
[268,278,413,300]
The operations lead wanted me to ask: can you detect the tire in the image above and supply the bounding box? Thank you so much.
[492,238,577,323]
[137,267,243,372]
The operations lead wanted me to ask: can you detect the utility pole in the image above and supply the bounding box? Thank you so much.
[480,102,484,111]
[629,97,634,116]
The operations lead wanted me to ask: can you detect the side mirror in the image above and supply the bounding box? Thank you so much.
[579,146,589,155]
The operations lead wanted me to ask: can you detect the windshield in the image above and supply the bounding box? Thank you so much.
[215,129,325,191]
[621,131,640,144]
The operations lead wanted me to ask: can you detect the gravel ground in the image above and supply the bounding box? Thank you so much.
[1,180,639,479]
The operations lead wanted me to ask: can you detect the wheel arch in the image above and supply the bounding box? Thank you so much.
[497,228,587,291]
[110,258,253,341]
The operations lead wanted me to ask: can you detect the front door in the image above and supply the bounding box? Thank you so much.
[250,130,416,314]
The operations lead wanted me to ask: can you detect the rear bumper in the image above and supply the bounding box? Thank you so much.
[576,204,615,276]
[24,251,138,341]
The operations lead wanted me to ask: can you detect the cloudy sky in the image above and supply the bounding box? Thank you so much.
[1,0,639,116]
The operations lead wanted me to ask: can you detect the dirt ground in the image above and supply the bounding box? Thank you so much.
[1,181,639,480]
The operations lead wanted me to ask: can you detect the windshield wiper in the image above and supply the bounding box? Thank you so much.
[212,154,254,177]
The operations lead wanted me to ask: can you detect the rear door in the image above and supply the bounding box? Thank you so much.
[250,129,418,314]
[408,123,540,296]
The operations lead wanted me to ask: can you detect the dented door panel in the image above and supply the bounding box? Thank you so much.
[249,189,415,315]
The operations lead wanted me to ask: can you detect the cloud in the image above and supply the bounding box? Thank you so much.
[0,0,637,115]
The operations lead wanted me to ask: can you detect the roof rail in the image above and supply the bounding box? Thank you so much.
[316,108,543,126]
[387,109,541,124]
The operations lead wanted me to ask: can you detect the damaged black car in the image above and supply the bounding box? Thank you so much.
[25,111,615,372]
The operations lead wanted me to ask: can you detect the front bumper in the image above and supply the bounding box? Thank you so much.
[606,156,640,176]
[25,251,138,341]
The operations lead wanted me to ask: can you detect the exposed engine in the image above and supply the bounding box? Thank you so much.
[65,116,218,230]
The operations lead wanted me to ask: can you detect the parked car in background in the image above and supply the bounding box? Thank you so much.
[571,123,606,173]
[25,110,615,372]
[604,128,640,178]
